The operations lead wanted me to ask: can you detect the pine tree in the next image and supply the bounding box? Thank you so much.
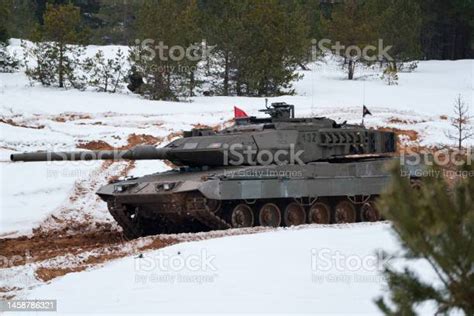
[132,0,202,100]
[418,0,473,60]
[92,0,140,44]
[322,0,377,80]
[42,3,85,88]
[201,0,309,97]
[177,0,202,97]
[201,0,248,95]
[4,0,38,40]
[0,4,19,73]
[241,0,309,96]
[298,0,325,41]
[23,3,86,89]
[297,0,327,68]
[376,163,474,315]
[0,3,9,43]
[373,0,423,70]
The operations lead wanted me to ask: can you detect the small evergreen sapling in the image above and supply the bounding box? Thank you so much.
[83,49,127,92]
[381,64,399,86]
[376,163,474,315]
[0,41,19,73]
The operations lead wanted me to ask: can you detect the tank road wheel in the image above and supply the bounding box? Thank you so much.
[205,199,222,213]
[360,201,381,222]
[258,203,282,227]
[308,202,331,224]
[230,204,254,228]
[334,200,357,224]
[283,202,306,227]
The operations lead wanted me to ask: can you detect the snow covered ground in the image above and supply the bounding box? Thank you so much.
[20,224,427,314]
[0,39,472,314]
[6,223,440,315]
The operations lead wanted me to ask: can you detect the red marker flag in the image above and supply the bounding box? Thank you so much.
[234,106,248,118]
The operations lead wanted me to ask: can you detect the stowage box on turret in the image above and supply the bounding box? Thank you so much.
[11,103,421,238]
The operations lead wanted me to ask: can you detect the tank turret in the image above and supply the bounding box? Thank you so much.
[11,102,396,167]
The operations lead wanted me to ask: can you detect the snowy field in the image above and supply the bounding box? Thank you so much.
[0,39,472,314]
[16,224,438,314]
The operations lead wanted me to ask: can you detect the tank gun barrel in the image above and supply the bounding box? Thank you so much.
[10,145,170,162]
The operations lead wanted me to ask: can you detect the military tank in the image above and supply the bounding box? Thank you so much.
[11,103,420,238]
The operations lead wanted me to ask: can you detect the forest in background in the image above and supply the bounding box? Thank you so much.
[3,0,472,59]
[1,0,473,100]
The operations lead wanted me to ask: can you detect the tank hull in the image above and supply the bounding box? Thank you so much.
[97,158,419,238]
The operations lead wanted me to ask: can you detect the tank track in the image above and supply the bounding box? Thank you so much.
[107,178,421,238]
[107,194,231,239]
[107,200,144,239]
[108,194,381,239]
[185,195,231,230]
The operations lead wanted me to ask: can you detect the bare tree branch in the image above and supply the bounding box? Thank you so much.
[447,95,473,150]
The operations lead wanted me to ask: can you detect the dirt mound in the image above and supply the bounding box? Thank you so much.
[77,140,115,150]
[0,227,178,286]
[125,133,162,148]
[192,119,234,132]
[76,134,162,152]
[0,118,45,129]
[0,229,125,268]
